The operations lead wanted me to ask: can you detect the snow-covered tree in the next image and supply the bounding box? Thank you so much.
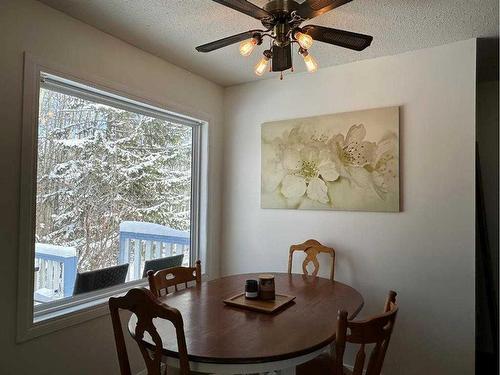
[36,89,192,271]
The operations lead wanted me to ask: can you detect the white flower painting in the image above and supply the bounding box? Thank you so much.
[261,107,400,212]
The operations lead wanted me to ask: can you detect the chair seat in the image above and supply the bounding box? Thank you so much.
[297,353,352,375]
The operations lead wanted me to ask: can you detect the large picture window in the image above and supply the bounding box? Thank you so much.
[30,73,201,318]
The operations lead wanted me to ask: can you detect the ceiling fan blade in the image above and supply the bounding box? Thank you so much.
[302,25,373,51]
[210,0,271,20]
[297,0,352,19]
[196,31,256,52]
[271,45,292,72]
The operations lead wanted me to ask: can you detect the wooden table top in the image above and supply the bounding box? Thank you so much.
[128,273,364,364]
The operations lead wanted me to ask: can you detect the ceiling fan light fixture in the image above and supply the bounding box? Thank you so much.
[254,50,272,76]
[294,31,313,49]
[195,0,373,80]
[299,48,318,73]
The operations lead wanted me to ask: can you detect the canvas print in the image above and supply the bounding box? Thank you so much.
[261,106,399,212]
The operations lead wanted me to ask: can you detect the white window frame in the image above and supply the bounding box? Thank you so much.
[17,53,206,342]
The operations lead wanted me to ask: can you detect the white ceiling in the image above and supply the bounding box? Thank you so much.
[38,0,498,86]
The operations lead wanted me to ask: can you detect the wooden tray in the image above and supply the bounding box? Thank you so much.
[223,293,296,314]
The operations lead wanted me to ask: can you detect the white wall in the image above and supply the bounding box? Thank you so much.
[222,39,476,375]
[0,0,224,373]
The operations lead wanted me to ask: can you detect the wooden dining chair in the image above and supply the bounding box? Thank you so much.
[148,260,202,297]
[297,290,399,375]
[288,239,336,281]
[109,288,190,375]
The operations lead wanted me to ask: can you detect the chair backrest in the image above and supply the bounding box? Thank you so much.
[288,239,336,281]
[142,254,184,278]
[148,260,201,297]
[335,291,399,375]
[73,263,129,295]
[109,288,190,375]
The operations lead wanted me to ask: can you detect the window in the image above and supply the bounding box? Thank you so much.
[25,71,202,324]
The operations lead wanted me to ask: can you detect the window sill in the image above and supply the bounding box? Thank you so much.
[19,279,147,343]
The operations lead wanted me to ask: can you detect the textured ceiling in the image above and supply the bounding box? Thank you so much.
[38,0,498,86]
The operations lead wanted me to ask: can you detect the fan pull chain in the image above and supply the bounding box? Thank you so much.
[280,71,283,80]
[269,38,272,73]
[291,43,294,72]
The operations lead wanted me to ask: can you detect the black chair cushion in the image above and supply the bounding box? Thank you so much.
[142,254,184,278]
[73,263,129,295]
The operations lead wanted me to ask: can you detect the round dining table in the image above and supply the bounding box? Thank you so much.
[128,273,364,375]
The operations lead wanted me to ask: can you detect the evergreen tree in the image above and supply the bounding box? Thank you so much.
[36,89,192,271]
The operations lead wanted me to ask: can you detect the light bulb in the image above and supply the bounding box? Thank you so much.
[302,52,318,73]
[254,55,270,76]
[239,38,258,57]
[295,31,313,49]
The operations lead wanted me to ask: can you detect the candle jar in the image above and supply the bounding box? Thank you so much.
[258,274,275,300]
[245,279,259,299]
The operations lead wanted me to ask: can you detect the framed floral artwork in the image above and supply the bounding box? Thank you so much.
[261,106,400,212]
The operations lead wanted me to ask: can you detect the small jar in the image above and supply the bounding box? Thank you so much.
[245,279,259,299]
[258,274,275,300]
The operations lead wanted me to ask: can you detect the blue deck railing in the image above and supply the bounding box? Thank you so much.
[34,243,77,301]
[33,222,190,302]
[119,221,190,280]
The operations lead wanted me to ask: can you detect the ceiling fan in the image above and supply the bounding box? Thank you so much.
[195,0,373,78]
